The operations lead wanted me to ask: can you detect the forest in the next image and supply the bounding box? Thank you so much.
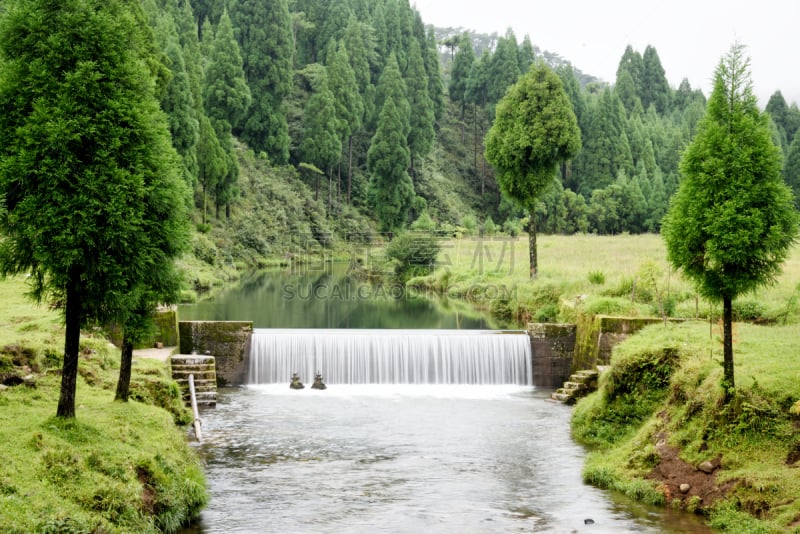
[145,0,800,260]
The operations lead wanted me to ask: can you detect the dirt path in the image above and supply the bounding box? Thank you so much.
[132,346,176,362]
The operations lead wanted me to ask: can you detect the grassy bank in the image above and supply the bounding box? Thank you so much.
[0,277,207,533]
[408,234,800,326]
[571,321,800,532]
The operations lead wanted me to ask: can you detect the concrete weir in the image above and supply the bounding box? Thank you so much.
[175,320,587,388]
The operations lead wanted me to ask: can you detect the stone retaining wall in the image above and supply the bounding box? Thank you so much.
[178,321,253,386]
[528,323,577,387]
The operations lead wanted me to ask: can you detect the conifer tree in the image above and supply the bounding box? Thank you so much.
[233,0,292,163]
[327,41,364,204]
[485,61,581,277]
[301,72,343,209]
[204,9,251,131]
[368,97,414,232]
[642,45,671,113]
[784,132,800,208]
[518,35,536,73]
[424,27,445,122]
[449,32,475,118]
[157,16,200,187]
[487,29,521,106]
[0,0,190,418]
[405,39,435,174]
[663,44,798,401]
[373,53,410,135]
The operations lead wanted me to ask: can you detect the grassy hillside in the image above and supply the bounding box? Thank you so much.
[0,277,207,533]
[572,321,800,532]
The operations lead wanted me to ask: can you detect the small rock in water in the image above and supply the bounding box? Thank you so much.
[584,518,594,525]
[310,372,327,390]
[289,372,305,389]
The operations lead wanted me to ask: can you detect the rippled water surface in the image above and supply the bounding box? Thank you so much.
[184,385,712,534]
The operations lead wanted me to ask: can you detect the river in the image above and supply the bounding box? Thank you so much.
[178,267,714,533]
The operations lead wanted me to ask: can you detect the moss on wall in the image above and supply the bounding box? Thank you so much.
[178,321,253,386]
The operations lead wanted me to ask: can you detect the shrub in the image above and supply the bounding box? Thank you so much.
[385,232,441,283]
[588,270,606,285]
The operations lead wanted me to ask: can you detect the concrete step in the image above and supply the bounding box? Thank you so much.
[551,392,571,402]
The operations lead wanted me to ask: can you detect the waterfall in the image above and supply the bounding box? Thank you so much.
[248,329,532,385]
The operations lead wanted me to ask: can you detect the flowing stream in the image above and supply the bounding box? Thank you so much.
[179,268,714,533]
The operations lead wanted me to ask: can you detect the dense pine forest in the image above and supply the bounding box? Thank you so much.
[147,0,800,263]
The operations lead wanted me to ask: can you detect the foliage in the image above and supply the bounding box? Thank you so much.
[367,97,414,232]
[0,0,191,417]
[662,43,798,396]
[385,231,441,282]
[573,321,800,530]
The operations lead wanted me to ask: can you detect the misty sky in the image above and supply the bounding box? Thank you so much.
[412,0,799,107]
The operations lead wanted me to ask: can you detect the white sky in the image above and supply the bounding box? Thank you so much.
[413,0,800,107]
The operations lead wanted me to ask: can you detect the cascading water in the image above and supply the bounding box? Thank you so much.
[248,329,532,385]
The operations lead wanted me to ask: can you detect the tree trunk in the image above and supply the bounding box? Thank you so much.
[115,336,134,402]
[57,269,82,418]
[202,183,207,225]
[722,293,735,402]
[527,214,538,278]
[347,136,353,205]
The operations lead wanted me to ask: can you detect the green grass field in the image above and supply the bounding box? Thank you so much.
[408,233,800,326]
[0,276,206,533]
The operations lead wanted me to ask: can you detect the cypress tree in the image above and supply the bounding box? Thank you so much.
[327,41,364,204]
[203,9,251,131]
[485,61,581,277]
[663,43,798,400]
[234,0,293,163]
[301,72,343,209]
[642,45,671,113]
[449,33,475,118]
[373,53,410,136]
[405,39,435,172]
[0,0,191,418]
[368,97,414,232]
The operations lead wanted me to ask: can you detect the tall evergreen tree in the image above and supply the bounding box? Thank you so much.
[373,53,410,135]
[342,16,374,95]
[424,27,445,122]
[203,9,251,131]
[300,72,342,209]
[0,0,191,418]
[616,45,644,98]
[642,45,671,113]
[518,35,536,73]
[663,43,798,401]
[486,29,521,106]
[572,88,633,196]
[327,41,364,204]
[485,61,581,277]
[157,15,200,187]
[449,32,475,118]
[197,113,228,224]
[233,0,293,163]
[368,97,414,231]
[405,39,435,174]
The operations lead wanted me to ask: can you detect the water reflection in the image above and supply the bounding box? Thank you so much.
[183,386,713,534]
[178,265,512,329]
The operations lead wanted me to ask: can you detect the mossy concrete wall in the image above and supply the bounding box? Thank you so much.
[106,307,179,349]
[573,315,666,370]
[528,323,577,387]
[178,321,253,386]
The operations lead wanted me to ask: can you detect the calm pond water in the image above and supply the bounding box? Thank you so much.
[179,268,714,533]
[178,264,513,329]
